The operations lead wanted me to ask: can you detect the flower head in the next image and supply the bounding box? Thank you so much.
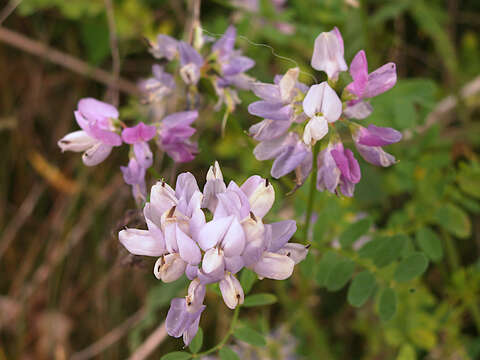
[118,163,308,346]
[58,98,121,166]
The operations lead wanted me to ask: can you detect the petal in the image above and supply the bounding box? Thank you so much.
[303,116,329,145]
[276,243,309,264]
[133,142,153,168]
[185,264,198,280]
[219,273,244,309]
[321,82,342,122]
[221,217,246,257]
[176,225,202,265]
[162,111,198,129]
[82,142,112,166]
[311,30,348,80]
[198,216,233,251]
[242,237,265,267]
[157,254,187,282]
[253,252,295,280]
[212,25,236,56]
[186,279,206,312]
[175,172,200,201]
[58,130,97,152]
[178,41,203,66]
[241,176,274,219]
[343,100,373,119]
[267,220,297,252]
[302,83,325,118]
[166,298,189,338]
[78,97,119,120]
[253,134,288,161]
[202,248,225,274]
[249,118,291,141]
[347,50,368,97]
[150,181,178,215]
[225,256,244,274]
[248,101,293,121]
[271,138,309,178]
[358,124,402,146]
[363,62,397,98]
[251,82,281,102]
[223,56,255,76]
[119,228,166,256]
[279,67,300,103]
[355,142,397,167]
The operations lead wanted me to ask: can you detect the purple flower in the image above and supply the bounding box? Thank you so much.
[311,27,348,81]
[118,163,308,346]
[302,82,342,145]
[212,26,255,90]
[149,34,178,61]
[158,111,198,163]
[351,124,402,167]
[317,141,361,197]
[139,65,175,103]
[253,132,312,180]
[120,158,147,204]
[58,98,122,166]
[166,297,205,346]
[346,50,397,99]
[122,122,157,168]
[178,42,204,85]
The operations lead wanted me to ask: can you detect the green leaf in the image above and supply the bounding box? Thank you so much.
[394,253,429,282]
[233,326,266,347]
[243,293,277,307]
[396,344,417,360]
[240,268,257,294]
[347,271,376,307]
[188,327,203,353]
[416,227,443,262]
[359,234,408,268]
[325,258,355,291]
[339,218,372,248]
[219,347,240,360]
[378,287,397,322]
[434,203,471,238]
[160,352,192,360]
[315,250,339,287]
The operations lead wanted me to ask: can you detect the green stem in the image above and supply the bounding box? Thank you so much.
[443,230,460,271]
[193,305,240,357]
[303,141,321,243]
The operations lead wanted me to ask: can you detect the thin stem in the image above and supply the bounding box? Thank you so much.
[303,141,321,243]
[193,306,240,357]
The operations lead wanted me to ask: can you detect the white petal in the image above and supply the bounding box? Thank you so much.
[82,142,113,166]
[58,130,97,152]
[119,228,166,256]
[303,116,328,145]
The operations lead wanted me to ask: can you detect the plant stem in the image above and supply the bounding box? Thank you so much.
[193,305,240,357]
[303,141,321,243]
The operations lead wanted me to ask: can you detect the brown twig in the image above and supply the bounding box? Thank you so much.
[71,307,146,360]
[127,322,168,360]
[18,176,124,302]
[403,74,480,140]
[0,182,45,261]
[0,27,139,95]
[104,0,121,106]
[0,0,22,26]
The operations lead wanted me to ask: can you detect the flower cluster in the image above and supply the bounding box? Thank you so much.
[144,25,255,113]
[58,97,199,203]
[118,162,308,345]
[248,27,402,196]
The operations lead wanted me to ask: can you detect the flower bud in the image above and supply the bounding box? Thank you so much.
[240,176,274,218]
[58,130,97,152]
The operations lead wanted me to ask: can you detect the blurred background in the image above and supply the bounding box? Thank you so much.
[1,0,480,359]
